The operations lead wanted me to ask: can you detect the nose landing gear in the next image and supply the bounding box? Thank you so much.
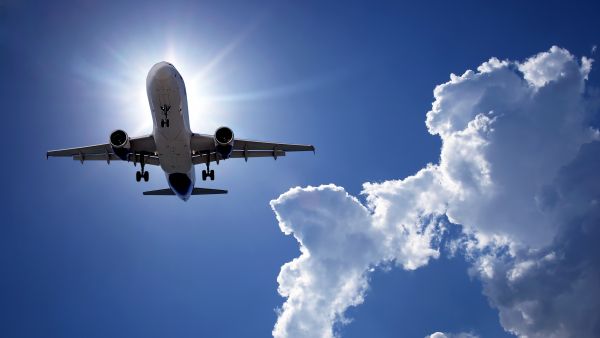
[202,169,214,181]
[160,104,171,128]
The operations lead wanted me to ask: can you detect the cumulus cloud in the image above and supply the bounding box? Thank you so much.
[271,184,445,338]
[425,332,480,338]
[270,47,600,338]
[468,141,600,337]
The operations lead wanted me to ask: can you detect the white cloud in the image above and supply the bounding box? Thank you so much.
[271,185,377,338]
[425,332,480,338]
[518,46,579,88]
[271,47,600,338]
[467,141,600,337]
[270,184,445,338]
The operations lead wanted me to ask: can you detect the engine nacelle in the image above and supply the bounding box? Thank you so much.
[109,129,130,160]
[214,126,234,159]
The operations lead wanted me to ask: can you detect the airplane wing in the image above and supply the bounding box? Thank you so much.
[190,134,314,164]
[47,134,159,165]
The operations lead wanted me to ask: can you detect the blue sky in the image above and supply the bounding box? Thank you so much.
[1,1,600,337]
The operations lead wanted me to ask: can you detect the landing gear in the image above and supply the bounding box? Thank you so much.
[160,105,171,128]
[135,154,150,182]
[136,170,149,181]
[136,169,149,182]
[202,169,215,181]
[202,153,215,181]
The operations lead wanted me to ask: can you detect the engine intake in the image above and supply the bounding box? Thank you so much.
[109,129,130,160]
[214,126,234,159]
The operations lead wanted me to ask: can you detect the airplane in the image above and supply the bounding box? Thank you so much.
[47,62,315,201]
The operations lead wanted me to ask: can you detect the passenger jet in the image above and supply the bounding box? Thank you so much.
[47,62,315,200]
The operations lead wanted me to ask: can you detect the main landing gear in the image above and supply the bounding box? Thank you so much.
[160,104,171,128]
[135,154,149,182]
[136,170,149,182]
[202,154,215,181]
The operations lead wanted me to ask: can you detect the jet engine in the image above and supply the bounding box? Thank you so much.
[214,126,234,159]
[109,129,130,160]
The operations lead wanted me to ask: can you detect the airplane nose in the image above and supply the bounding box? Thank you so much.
[147,62,178,85]
[154,63,173,79]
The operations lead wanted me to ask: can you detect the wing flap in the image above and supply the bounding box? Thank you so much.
[47,135,157,158]
[72,153,160,166]
[47,144,111,157]
[191,150,286,165]
[234,139,314,152]
[190,134,314,153]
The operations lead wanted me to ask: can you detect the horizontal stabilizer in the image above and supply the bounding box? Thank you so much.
[143,188,228,196]
[192,188,228,195]
[143,188,175,195]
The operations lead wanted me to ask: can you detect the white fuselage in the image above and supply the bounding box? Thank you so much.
[146,62,195,200]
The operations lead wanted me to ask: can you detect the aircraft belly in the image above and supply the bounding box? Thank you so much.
[147,62,193,174]
[155,131,192,174]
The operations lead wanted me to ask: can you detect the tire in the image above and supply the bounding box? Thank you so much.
[143,171,149,182]
[202,170,207,181]
[210,170,215,180]
[166,119,170,127]
[136,171,141,182]
[161,120,165,128]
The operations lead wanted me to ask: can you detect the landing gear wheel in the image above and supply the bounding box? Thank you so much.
[165,119,170,127]
[143,171,149,182]
[202,169,207,181]
[209,170,215,180]
[136,171,142,182]
[161,120,165,128]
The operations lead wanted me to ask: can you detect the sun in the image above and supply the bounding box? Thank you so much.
[77,37,239,138]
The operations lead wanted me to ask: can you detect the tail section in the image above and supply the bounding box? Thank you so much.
[191,188,228,195]
[143,188,228,196]
[143,188,175,195]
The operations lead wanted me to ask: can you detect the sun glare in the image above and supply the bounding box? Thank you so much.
[84,37,241,138]
[78,23,326,140]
